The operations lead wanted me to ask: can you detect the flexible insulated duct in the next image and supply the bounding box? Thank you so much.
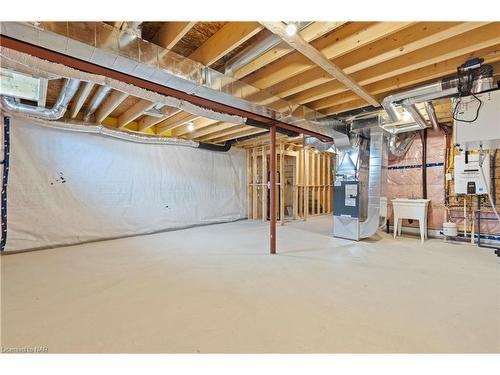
[83,86,112,121]
[0,78,80,120]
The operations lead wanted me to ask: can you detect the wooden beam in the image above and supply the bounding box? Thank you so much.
[69,81,94,119]
[174,117,218,137]
[137,106,181,132]
[118,99,155,128]
[191,122,235,140]
[210,127,267,144]
[189,22,264,66]
[261,22,379,107]
[245,22,413,89]
[281,22,489,103]
[197,124,247,142]
[37,78,48,107]
[153,22,196,50]
[95,90,128,123]
[312,40,500,114]
[156,112,198,134]
[232,21,346,80]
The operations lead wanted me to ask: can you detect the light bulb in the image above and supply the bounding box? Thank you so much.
[187,122,194,132]
[285,22,298,36]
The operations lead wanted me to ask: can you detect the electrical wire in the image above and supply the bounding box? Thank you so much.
[452,67,483,123]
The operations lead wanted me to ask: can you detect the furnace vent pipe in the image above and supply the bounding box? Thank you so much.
[0,78,80,120]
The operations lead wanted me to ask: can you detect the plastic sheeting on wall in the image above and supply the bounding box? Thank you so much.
[2,115,247,252]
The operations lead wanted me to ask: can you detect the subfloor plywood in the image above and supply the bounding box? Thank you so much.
[1,216,499,353]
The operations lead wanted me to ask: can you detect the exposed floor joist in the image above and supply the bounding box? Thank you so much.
[261,22,379,107]
[153,22,197,50]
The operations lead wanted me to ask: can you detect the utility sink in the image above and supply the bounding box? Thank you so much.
[392,198,430,243]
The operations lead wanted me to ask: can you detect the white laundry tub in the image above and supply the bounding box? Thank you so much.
[392,198,430,243]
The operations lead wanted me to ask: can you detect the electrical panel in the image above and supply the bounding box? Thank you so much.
[454,89,500,151]
[454,153,490,195]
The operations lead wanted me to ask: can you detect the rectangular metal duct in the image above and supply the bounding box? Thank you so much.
[0,22,332,139]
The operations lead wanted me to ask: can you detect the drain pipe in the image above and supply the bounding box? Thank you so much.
[83,86,112,121]
[420,129,428,199]
[0,78,80,120]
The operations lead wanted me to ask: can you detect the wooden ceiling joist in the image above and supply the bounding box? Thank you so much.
[118,99,156,128]
[188,22,264,66]
[261,22,379,107]
[198,124,249,142]
[69,81,94,119]
[156,112,199,134]
[305,27,500,114]
[190,122,237,140]
[137,106,181,132]
[280,22,490,104]
[210,127,268,144]
[231,21,346,80]
[318,47,500,115]
[244,22,414,89]
[154,22,197,50]
[95,90,128,124]
[174,117,219,137]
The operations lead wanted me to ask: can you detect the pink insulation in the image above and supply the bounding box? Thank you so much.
[386,129,445,230]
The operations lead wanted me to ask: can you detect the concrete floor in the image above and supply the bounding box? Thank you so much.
[1,216,499,353]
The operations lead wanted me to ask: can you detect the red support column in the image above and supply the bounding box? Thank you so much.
[270,125,276,254]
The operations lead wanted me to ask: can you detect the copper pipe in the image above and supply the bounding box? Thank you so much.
[270,125,276,254]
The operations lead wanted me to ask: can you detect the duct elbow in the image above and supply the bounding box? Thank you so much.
[0,78,80,121]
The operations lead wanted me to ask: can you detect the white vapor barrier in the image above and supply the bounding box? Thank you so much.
[2,116,247,252]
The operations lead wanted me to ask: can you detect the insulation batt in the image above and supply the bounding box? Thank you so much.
[1,116,247,252]
[386,129,445,230]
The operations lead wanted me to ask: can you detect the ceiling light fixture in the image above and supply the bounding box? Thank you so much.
[285,22,298,36]
[187,122,195,132]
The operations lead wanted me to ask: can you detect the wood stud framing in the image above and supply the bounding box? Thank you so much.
[247,143,334,223]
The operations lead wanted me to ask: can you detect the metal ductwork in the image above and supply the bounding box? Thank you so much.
[0,78,80,120]
[83,86,112,121]
[224,22,309,75]
[381,62,494,134]
[359,128,384,239]
[424,101,439,130]
[333,127,385,240]
[388,132,417,157]
[0,22,331,139]
[303,118,350,152]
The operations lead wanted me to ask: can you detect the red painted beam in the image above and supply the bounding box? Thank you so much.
[269,125,276,254]
[0,35,333,142]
